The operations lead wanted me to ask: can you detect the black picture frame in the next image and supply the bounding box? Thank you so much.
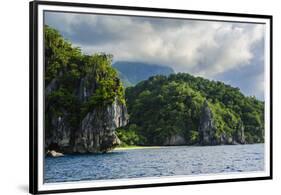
[29,1,273,194]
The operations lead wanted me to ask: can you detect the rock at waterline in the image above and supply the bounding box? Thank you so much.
[46,150,64,157]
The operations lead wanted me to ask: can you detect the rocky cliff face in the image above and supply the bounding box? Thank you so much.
[45,75,128,154]
[164,134,186,146]
[198,100,245,145]
[198,101,216,145]
[73,100,128,153]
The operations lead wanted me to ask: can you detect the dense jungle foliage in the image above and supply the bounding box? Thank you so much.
[45,25,264,147]
[118,74,264,146]
[44,25,125,133]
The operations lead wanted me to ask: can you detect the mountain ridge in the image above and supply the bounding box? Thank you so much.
[113,61,175,86]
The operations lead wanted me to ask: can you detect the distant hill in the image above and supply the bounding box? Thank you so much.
[112,61,175,86]
[121,73,264,146]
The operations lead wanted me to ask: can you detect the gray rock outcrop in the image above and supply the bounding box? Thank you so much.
[164,134,186,146]
[233,121,245,144]
[45,73,128,154]
[198,100,245,145]
[73,100,127,153]
[46,150,64,157]
[198,100,216,145]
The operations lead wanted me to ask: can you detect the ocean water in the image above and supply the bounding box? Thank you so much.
[44,144,264,183]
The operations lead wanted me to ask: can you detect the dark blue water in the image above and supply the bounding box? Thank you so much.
[44,144,264,183]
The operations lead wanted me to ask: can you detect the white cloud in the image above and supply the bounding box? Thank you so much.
[45,12,265,99]
[46,12,264,75]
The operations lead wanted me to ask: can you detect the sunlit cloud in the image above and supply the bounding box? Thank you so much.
[45,11,265,100]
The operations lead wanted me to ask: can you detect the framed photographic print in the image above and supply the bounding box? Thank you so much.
[29,0,273,194]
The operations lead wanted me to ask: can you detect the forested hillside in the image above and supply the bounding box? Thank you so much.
[118,74,264,146]
[44,25,264,151]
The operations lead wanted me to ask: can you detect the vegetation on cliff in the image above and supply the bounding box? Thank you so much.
[118,74,264,146]
[45,25,264,150]
[44,25,127,153]
[45,25,125,105]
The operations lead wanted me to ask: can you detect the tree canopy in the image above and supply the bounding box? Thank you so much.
[121,74,264,145]
[44,25,125,134]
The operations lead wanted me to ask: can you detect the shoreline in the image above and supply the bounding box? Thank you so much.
[45,143,265,157]
[113,146,163,151]
[113,143,264,151]
[45,144,264,157]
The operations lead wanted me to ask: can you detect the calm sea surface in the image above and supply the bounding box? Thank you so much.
[44,144,264,183]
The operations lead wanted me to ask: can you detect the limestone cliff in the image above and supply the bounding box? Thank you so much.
[198,100,245,145]
[73,100,128,153]
[45,72,128,154]
[198,101,216,145]
[164,134,186,146]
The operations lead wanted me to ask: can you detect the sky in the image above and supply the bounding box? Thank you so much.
[45,11,265,100]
